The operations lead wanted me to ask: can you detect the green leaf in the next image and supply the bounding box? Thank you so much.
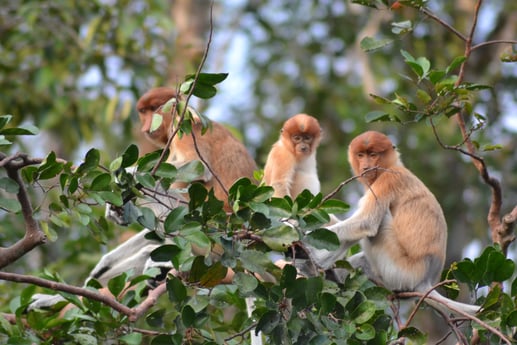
[150,244,181,262]
[176,160,205,182]
[0,115,12,129]
[256,310,281,334]
[199,262,228,287]
[188,183,208,209]
[355,323,376,341]
[155,163,177,179]
[416,89,432,104]
[181,73,229,99]
[365,111,389,123]
[391,20,412,35]
[182,305,196,327]
[97,191,123,207]
[351,300,377,324]
[137,150,162,172]
[137,206,157,229]
[445,56,466,74]
[305,229,339,250]
[240,250,277,279]
[150,113,163,132]
[261,225,299,251]
[319,199,349,214]
[400,49,415,62]
[136,172,156,189]
[146,309,166,328]
[71,334,97,345]
[233,272,259,294]
[121,144,139,168]
[76,148,100,175]
[167,276,187,303]
[0,177,19,193]
[0,197,21,213]
[164,206,188,233]
[108,273,128,298]
[0,124,39,136]
[360,36,393,52]
[90,173,111,191]
[150,335,182,345]
[505,310,517,327]
[181,223,211,251]
[119,333,143,345]
[398,327,427,343]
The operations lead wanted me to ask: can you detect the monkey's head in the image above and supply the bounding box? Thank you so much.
[348,131,398,185]
[136,87,179,147]
[281,113,322,159]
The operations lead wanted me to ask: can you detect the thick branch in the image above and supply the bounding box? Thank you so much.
[0,271,131,315]
[0,154,47,268]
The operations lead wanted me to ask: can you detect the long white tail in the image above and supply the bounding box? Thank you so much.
[245,297,263,345]
[425,290,480,316]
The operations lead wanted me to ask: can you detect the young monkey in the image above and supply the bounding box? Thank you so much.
[306,131,479,315]
[263,113,322,198]
[136,87,257,209]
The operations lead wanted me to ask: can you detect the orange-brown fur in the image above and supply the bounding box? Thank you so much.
[137,87,257,209]
[263,114,321,198]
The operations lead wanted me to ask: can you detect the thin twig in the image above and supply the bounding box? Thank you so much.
[471,39,517,51]
[420,7,466,42]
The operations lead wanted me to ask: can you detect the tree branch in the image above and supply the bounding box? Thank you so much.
[0,154,47,268]
[397,288,511,345]
[0,272,132,315]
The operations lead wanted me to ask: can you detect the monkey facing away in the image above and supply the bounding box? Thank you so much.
[263,113,322,198]
[306,131,479,315]
[30,88,258,309]
[137,87,257,209]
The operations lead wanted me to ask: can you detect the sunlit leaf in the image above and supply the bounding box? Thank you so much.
[360,36,393,52]
[305,229,339,250]
[262,225,299,251]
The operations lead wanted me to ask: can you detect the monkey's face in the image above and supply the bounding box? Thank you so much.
[138,110,171,147]
[353,151,383,184]
[349,131,395,185]
[136,88,178,147]
[281,113,322,159]
[291,133,317,156]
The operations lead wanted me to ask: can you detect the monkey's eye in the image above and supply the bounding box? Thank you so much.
[357,153,365,158]
[302,135,312,142]
[292,135,302,142]
[369,152,379,158]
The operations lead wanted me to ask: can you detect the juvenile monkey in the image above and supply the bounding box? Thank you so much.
[136,87,257,209]
[307,131,479,315]
[263,114,322,198]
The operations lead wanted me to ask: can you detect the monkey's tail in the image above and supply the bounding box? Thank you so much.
[425,290,480,316]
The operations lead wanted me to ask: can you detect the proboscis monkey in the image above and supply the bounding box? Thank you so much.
[137,87,257,210]
[263,113,322,198]
[306,131,479,315]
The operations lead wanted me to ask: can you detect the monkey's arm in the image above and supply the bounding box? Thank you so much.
[328,191,389,243]
[305,191,390,269]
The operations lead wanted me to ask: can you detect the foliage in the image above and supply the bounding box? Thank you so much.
[1,0,517,344]
[1,70,516,344]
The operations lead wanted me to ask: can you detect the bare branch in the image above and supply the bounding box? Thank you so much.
[0,156,47,268]
[420,7,467,42]
[397,288,511,345]
[471,39,517,52]
[0,272,132,315]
